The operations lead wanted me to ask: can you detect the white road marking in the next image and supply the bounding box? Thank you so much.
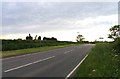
[2,47,76,60]
[65,54,89,79]
[2,48,63,60]
[4,56,55,73]
[64,50,73,54]
[64,51,70,54]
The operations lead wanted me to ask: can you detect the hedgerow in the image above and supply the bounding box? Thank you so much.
[2,40,77,51]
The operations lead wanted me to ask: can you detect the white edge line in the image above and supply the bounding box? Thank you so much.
[2,52,44,60]
[4,56,55,73]
[65,54,89,79]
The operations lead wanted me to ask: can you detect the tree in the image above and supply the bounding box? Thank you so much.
[51,37,57,41]
[34,35,37,40]
[17,38,22,40]
[76,34,85,43]
[38,36,41,40]
[26,34,33,40]
[43,37,47,40]
[108,25,120,40]
[108,25,120,54]
[43,37,57,41]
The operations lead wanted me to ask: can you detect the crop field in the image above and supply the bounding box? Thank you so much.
[2,40,77,51]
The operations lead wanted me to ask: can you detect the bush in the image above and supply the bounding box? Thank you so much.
[112,38,120,54]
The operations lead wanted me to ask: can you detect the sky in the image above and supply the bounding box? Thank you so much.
[1,0,119,41]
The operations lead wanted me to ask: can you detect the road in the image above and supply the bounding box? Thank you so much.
[2,44,95,78]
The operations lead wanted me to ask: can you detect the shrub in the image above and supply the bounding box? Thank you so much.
[113,38,120,54]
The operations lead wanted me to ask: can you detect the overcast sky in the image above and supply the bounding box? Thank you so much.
[1,0,118,41]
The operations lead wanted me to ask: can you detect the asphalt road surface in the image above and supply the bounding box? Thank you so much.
[2,44,95,78]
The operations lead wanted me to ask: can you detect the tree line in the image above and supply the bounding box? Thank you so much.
[26,33,57,41]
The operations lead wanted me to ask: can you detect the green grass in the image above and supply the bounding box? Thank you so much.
[1,44,80,58]
[74,43,119,78]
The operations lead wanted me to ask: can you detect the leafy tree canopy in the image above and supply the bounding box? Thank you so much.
[108,25,120,40]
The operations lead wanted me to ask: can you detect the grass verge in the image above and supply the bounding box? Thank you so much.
[1,44,80,58]
[74,43,119,78]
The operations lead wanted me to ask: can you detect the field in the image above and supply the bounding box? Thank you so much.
[2,40,77,51]
[1,40,79,58]
[74,42,119,78]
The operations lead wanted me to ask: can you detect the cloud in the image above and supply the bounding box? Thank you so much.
[2,2,118,40]
[3,14,117,36]
[2,2,117,26]
[2,0,120,2]
[75,14,118,27]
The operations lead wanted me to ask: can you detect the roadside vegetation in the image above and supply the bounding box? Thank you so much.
[74,43,119,78]
[75,25,120,78]
[1,44,80,58]
[2,33,78,51]
[1,33,90,58]
[2,40,77,51]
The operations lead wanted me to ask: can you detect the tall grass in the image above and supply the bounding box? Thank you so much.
[74,43,119,78]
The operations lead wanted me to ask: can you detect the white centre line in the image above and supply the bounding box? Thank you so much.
[64,51,69,54]
[4,56,55,73]
[64,51,70,54]
[64,50,73,54]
